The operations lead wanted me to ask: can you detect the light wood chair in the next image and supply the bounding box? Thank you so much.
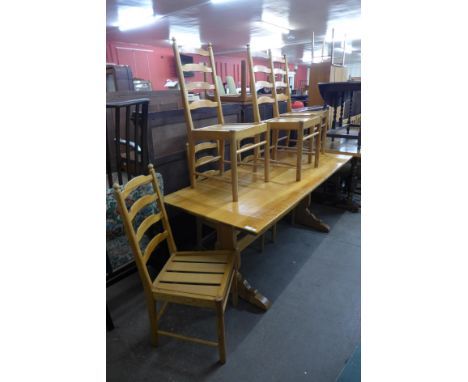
[113,164,238,364]
[172,38,269,202]
[246,45,321,181]
[277,56,329,154]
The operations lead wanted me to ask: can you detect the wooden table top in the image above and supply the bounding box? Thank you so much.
[164,152,352,234]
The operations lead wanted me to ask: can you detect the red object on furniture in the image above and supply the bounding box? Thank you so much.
[292,100,304,109]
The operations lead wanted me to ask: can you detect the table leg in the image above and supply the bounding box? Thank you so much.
[216,223,272,311]
[292,194,330,233]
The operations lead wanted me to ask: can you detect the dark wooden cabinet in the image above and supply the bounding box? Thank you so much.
[106,64,134,92]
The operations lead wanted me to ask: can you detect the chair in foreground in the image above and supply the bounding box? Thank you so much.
[114,164,238,363]
[246,45,321,181]
[172,38,269,202]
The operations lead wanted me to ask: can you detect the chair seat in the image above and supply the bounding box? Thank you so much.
[152,250,236,306]
[280,112,323,119]
[265,116,320,129]
[191,122,268,141]
[195,122,267,133]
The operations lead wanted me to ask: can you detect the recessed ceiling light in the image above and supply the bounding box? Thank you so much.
[211,0,237,4]
[117,6,162,31]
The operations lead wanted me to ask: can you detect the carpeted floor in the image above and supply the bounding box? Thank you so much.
[107,202,360,382]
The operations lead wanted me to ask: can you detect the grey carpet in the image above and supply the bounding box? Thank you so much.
[107,203,360,382]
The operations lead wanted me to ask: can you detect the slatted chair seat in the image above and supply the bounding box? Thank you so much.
[114,164,238,364]
[153,251,236,305]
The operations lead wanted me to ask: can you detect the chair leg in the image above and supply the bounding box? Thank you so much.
[230,135,239,202]
[296,128,303,181]
[307,128,313,164]
[186,143,196,188]
[253,135,259,173]
[231,270,238,307]
[315,128,321,168]
[264,131,270,182]
[196,217,203,250]
[272,129,279,160]
[321,117,327,154]
[216,300,227,364]
[147,295,159,347]
[219,139,225,175]
[271,223,277,243]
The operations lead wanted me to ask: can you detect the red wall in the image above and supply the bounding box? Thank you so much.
[106,40,308,91]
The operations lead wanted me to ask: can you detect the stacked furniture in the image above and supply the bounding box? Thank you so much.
[246,45,321,182]
[172,38,270,202]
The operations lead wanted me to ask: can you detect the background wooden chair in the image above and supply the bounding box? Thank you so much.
[172,38,269,202]
[272,56,329,155]
[246,45,321,182]
[113,164,238,364]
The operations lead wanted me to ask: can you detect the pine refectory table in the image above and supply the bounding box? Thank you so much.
[164,151,352,311]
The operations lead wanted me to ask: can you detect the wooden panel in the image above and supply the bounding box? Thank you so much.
[166,262,226,273]
[159,272,223,284]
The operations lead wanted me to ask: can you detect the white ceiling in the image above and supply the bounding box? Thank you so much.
[106,0,361,65]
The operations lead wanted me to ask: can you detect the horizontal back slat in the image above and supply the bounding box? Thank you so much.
[189,99,218,110]
[253,65,271,74]
[186,82,215,91]
[276,94,289,101]
[143,231,169,263]
[275,81,288,88]
[136,212,162,242]
[255,80,273,89]
[121,174,153,199]
[179,47,209,56]
[129,193,158,221]
[194,141,218,152]
[257,95,276,104]
[274,68,286,75]
[273,56,285,63]
[182,63,213,73]
[195,155,221,168]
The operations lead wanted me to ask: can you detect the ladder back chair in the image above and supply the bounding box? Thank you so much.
[246,45,321,182]
[113,164,238,364]
[172,38,269,202]
[272,55,329,155]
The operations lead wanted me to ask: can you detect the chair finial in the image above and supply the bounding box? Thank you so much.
[148,163,154,171]
[112,183,120,191]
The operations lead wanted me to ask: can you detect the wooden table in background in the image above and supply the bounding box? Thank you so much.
[165,151,352,310]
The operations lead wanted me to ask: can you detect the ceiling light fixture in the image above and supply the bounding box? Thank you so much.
[211,0,237,4]
[117,7,162,31]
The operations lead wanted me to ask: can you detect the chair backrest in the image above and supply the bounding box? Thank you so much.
[172,38,225,137]
[268,54,293,114]
[106,98,150,187]
[246,45,277,123]
[113,164,177,293]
